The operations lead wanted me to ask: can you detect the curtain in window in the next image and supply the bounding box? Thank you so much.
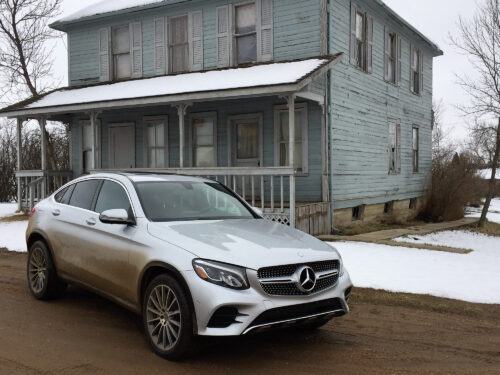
[147,120,165,168]
[193,117,215,167]
[236,122,259,159]
[278,111,303,169]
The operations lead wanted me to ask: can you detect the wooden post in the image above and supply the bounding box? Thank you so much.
[16,118,22,211]
[175,103,191,168]
[39,117,47,198]
[287,94,296,228]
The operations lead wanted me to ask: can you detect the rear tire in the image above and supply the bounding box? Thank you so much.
[142,274,197,361]
[27,240,66,300]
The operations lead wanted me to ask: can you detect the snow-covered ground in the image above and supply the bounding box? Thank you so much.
[466,198,500,223]
[333,229,500,304]
[0,203,27,252]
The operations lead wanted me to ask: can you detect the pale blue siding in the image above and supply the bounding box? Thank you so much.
[329,0,434,210]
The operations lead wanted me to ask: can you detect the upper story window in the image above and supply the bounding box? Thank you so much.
[216,0,273,68]
[350,3,373,73]
[384,28,402,85]
[169,15,189,74]
[411,47,423,95]
[234,3,257,65]
[112,25,132,80]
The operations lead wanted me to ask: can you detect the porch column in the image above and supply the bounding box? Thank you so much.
[39,117,47,198]
[89,111,100,170]
[287,94,296,228]
[16,118,22,211]
[175,103,191,168]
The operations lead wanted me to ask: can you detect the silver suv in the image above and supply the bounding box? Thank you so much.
[26,173,352,360]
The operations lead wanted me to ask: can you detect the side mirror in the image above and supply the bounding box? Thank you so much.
[252,206,263,216]
[99,209,135,225]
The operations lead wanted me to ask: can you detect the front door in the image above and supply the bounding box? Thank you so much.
[230,114,262,168]
[109,123,135,169]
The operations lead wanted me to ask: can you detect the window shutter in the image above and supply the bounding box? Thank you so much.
[350,2,357,65]
[396,36,402,84]
[154,17,166,75]
[419,51,424,94]
[99,28,110,82]
[216,5,230,67]
[410,45,415,92]
[130,22,143,78]
[257,0,273,62]
[366,14,373,73]
[188,11,204,71]
[396,123,401,173]
[384,27,390,81]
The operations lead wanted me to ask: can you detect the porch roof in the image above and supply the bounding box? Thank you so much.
[0,55,340,119]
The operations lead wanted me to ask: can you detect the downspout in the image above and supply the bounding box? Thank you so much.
[327,0,335,231]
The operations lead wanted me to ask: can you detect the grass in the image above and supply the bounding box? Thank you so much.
[465,220,500,237]
[340,221,424,236]
[0,214,29,223]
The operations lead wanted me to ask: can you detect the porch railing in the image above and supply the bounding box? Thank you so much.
[92,167,297,226]
[16,170,73,211]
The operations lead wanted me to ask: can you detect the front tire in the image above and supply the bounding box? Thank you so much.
[27,240,66,300]
[142,274,196,361]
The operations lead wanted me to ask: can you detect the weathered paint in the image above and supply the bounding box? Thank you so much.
[66,0,323,86]
[329,0,435,211]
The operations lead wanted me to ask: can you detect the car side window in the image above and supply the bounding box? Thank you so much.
[68,180,101,211]
[55,184,76,205]
[94,180,132,214]
[54,187,68,203]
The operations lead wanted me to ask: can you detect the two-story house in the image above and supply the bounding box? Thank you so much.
[0,0,442,234]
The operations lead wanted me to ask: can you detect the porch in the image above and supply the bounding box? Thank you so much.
[3,56,340,235]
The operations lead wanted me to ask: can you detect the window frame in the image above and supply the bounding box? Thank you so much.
[412,125,419,173]
[232,1,258,66]
[388,119,401,174]
[143,116,168,169]
[80,119,101,175]
[168,14,190,74]
[410,47,423,95]
[227,113,264,167]
[111,24,132,81]
[387,32,396,84]
[273,103,309,174]
[188,111,218,168]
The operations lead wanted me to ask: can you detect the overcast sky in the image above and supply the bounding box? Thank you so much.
[54,0,478,141]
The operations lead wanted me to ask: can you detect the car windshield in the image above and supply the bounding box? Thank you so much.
[135,181,256,222]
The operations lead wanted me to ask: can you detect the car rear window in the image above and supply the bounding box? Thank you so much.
[69,180,101,211]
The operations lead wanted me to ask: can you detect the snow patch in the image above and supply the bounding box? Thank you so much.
[332,230,500,304]
[0,203,27,252]
[466,198,500,224]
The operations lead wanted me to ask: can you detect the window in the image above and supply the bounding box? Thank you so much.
[168,15,189,73]
[389,120,401,174]
[352,205,365,221]
[413,126,419,172]
[112,25,132,80]
[145,117,166,168]
[55,184,75,205]
[234,2,257,65]
[384,201,394,214]
[386,32,396,83]
[350,3,373,72]
[191,114,216,167]
[355,12,365,69]
[411,47,422,94]
[69,180,101,211]
[409,198,417,210]
[275,104,308,172]
[95,180,131,214]
[82,121,92,174]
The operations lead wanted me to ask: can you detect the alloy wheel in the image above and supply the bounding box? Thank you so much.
[146,285,182,351]
[28,247,47,294]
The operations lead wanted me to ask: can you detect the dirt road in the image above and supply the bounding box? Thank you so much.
[0,249,499,374]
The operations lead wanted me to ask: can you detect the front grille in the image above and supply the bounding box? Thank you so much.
[245,298,344,333]
[257,260,339,296]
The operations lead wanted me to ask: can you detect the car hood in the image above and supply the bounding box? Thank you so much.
[147,219,339,270]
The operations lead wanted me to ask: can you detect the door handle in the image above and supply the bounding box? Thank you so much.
[86,217,97,226]
[52,209,61,216]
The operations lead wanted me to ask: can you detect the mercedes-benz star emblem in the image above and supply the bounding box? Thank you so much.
[295,266,317,293]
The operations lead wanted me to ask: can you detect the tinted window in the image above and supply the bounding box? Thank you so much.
[135,181,255,222]
[95,181,131,214]
[54,184,75,205]
[69,180,101,210]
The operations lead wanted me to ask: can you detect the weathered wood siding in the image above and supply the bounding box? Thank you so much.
[66,0,323,86]
[69,97,324,202]
[329,0,434,210]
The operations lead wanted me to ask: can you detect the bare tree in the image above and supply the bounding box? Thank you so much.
[0,0,62,170]
[467,119,498,167]
[451,0,500,227]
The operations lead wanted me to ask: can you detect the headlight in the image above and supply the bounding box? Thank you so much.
[192,259,249,290]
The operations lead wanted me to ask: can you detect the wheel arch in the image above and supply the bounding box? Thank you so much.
[139,262,198,333]
[27,230,55,258]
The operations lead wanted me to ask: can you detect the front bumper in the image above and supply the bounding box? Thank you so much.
[182,267,353,336]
